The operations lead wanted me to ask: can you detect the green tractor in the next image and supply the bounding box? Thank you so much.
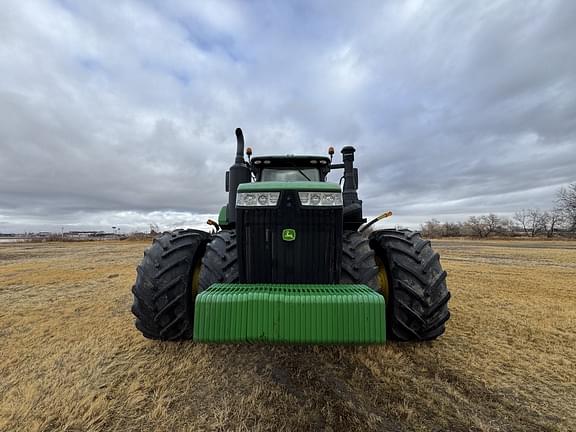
[131,129,450,343]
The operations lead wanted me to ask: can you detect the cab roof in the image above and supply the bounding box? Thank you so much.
[250,155,331,166]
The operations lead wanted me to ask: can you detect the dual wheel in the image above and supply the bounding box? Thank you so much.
[132,229,450,341]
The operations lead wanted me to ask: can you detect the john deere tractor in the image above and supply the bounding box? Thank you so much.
[131,129,450,343]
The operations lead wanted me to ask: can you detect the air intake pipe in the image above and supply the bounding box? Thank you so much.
[227,128,251,224]
[341,146,364,228]
[341,146,359,205]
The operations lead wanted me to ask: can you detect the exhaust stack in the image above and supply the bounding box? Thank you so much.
[227,128,251,225]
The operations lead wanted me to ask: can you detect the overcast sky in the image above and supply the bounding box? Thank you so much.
[1,0,575,233]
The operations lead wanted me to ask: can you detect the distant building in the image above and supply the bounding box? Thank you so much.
[64,231,102,239]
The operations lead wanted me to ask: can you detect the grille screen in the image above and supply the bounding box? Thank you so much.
[237,191,342,283]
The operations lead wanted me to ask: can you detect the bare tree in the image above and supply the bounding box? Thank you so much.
[465,216,490,238]
[442,221,462,237]
[482,213,501,236]
[557,183,576,233]
[542,209,564,238]
[464,214,500,238]
[499,217,514,236]
[513,210,530,235]
[421,219,442,238]
[529,209,547,237]
[514,209,547,237]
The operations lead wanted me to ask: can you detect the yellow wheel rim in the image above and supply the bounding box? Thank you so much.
[191,258,202,300]
[375,256,389,302]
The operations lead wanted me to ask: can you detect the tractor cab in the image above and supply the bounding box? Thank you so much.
[223,130,365,231]
[249,155,331,182]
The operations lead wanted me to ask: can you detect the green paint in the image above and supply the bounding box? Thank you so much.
[193,284,386,344]
[282,228,296,241]
[237,181,341,192]
[217,206,228,226]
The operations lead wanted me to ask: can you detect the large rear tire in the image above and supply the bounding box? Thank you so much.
[131,229,209,340]
[198,230,239,291]
[370,229,450,341]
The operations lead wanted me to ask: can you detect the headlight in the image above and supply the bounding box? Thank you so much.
[298,192,343,206]
[236,192,280,207]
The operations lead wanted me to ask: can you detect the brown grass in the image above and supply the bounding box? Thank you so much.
[0,239,575,432]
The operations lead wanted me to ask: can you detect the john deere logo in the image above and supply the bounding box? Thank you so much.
[282,228,296,241]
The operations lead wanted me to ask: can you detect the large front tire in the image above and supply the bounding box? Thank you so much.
[198,230,239,291]
[131,229,209,340]
[340,231,379,287]
[370,229,450,341]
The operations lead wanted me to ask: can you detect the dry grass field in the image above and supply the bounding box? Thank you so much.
[1,238,575,431]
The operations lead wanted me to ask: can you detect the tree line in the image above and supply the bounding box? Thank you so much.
[420,183,576,238]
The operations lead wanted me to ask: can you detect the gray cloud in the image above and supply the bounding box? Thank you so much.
[0,0,575,232]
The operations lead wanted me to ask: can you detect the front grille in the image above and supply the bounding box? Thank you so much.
[237,191,343,284]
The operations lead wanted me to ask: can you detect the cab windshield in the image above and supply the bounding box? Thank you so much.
[261,167,320,182]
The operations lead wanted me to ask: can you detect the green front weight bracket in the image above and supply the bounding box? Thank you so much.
[193,284,386,344]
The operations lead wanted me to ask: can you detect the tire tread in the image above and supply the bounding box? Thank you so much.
[369,229,451,341]
[131,229,209,340]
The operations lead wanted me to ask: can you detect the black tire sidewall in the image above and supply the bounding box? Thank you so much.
[131,229,209,340]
